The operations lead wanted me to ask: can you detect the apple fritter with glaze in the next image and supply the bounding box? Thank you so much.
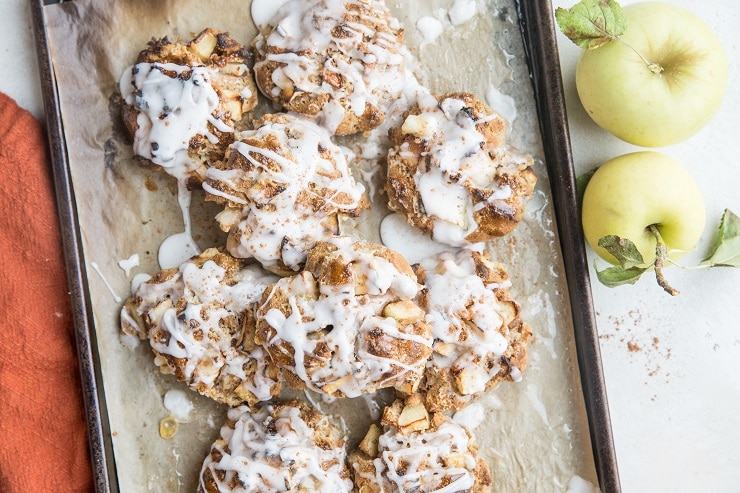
[203,112,368,276]
[253,236,433,398]
[198,399,352,493]
[350,395,493,493]
[120,248,281,407]
[385,92,537,246]
[119,28,258,188]
[252,0,406,135]
[412,249,532,412]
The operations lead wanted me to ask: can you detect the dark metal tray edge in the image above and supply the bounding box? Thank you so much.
[31,1,119,491]
[516,1,621,491]
[30,0,620,491]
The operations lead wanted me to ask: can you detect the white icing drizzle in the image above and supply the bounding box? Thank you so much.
[163,389,194,422]
[128,253,280,403]
[253,0,406,134]
[90,261,122,304]
[448,0,478,26]
[369,419,478,493]
[158,231,199,270]
[486,83,518,124]
[117,253,140,277]
[256,237,430,397]
[206,114,365,272]
[379,212,452,265]
[420,249,517,395]
[119,331,140,350]
[199,403,352,492]
[452,402,485,429]
[158,183,200,270]
[251,0,291,30]
[416,16,444,47]
[119,62,232,183]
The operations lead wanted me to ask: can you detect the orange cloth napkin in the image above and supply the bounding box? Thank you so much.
[0,92,93,492]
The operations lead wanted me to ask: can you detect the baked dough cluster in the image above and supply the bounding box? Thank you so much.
[119,28,258,188]
[198,399,352,493]
[254,236,433,398]
[386,92,537,246]
[413,249,532,412]
[120,248,281,406]
[252,0,406,135]
[350,395,493,493]
[203,112,368,275]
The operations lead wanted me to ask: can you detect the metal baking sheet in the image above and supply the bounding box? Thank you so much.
[31,0,620,491]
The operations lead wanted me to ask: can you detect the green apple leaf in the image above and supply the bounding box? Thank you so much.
[595,264,648,287]
[597,235,645,269]
[555,0,627,50]
[701,208,740,267]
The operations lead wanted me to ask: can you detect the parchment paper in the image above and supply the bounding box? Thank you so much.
[45,0,598,491]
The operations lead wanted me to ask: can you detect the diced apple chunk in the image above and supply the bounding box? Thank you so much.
[146,298,173,326]
[320,374,354,396]
[434,341,457,357]
[455,366,488,396]
[223,63,247,77]
[188,30,218,61]
[222,100,243,122]
[215,207,242,231]
[395,377,421,395]
[382,300,424,325]
[397,402,430,434]
[401,114,428,137]
[358,423,382,457]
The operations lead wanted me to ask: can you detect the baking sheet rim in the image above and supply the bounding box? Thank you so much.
[29,0,621,491]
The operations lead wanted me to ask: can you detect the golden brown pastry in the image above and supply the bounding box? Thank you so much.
[120,248,281,407]
[252,0,406,135]
[119,28,258,188]
[203,112,368,275]
[198,399,352,493]
[385,92,537,246]
[253,236,432,398]
[412,249,532,412]
[350,395,493,493]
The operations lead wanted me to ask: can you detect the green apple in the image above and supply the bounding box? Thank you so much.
[575,2,728,147]
[582,151,706,266]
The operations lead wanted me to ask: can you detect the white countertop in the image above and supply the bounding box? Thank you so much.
[553,0,740,491]
[4,0,738,491]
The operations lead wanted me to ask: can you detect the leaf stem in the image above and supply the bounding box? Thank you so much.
[665,258,707,270]
[648,225,679,296]
[613,37,664,74]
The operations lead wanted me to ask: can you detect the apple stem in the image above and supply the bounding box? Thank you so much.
[648,225,679,296]
[613,37,664,75]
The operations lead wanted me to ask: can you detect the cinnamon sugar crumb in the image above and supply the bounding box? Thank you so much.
[600,308,674,383]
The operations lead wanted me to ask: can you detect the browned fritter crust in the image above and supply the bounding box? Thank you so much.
[349,395,493,493]
[409,249,532,412]
[120,28,258,188]
[199,399,352,493]
[253,237,433,398]
[252,0,406,135]
[386,92,537,244]
[203,112,368,275]
[120,248,282,407]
